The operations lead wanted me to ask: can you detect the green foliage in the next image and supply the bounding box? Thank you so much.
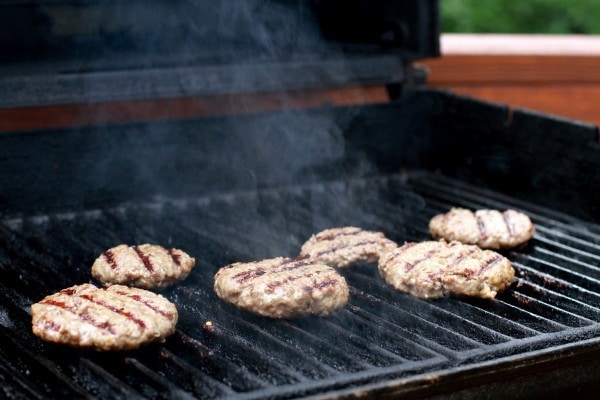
[441,0,600,34]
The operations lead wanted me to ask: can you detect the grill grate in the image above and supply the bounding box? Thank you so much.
[1,171,600,399]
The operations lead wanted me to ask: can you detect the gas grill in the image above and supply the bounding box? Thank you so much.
[1,1,600,399]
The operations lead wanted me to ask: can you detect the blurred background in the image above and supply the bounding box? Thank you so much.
[441,0,600,34]
[423,0,600,127]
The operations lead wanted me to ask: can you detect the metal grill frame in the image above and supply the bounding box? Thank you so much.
[1,87,599,398]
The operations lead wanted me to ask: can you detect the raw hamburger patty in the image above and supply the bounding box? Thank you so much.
[429,208,535,249]
[214,257,349,318]
[92,244,195,289]
[300,227,398,268]
[378,240,514,299]
[31,284,178,351]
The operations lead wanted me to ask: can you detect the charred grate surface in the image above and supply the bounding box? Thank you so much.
[1,171,600,399]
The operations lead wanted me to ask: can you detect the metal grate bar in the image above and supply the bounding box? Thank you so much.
[334,307,441,361]
[346,273,513,345]
[512,254,600,292]
[167,328,274,393]
[347,287,481,352]
[411,173,599,232]
[166,174,596,354]
[0,326,91,399]
[459,296,567,334]
[515,263,600,306]
[173,268,391,379]
[382,181,600,332]
[287,317,409,367]
[343,302,453,358]
[530,236,600,265]
[0,227,276,396]
[512,277,600,322]
[77,358,146,400]
[122,357,198,399]
[407,177,600,249]
[172,315,308,387]
[156,347,237,399]
[351,268,541,340]
[534,225,600,252]
[533,246,600,278]
[0,361,48,400]
[177,286,373,373]
[500,289,593,328]
[1,172,600,399]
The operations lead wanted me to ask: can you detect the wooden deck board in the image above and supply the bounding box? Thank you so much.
[1,34,598,131]
[420,34,600,126]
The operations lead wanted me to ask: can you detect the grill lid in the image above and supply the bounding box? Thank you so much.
[0,0,440,108]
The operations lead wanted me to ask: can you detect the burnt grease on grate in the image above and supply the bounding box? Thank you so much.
[1,172,600,399]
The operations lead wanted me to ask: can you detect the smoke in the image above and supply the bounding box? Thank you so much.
[95,2,376,187]
[5,1,397,238]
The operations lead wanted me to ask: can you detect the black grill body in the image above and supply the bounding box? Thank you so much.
[1,1,600,399]
[1,90,599,399]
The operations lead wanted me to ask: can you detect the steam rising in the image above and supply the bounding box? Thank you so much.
[71,2,382,193]
[13,2,404,262]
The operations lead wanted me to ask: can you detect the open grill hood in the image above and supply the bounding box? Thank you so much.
[0,0,438,108]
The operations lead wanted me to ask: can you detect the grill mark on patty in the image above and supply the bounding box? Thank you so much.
[475,213,487,239]
[232,267,266,283]
[267,274,303,292]
[80,294,146,330]
[233,259,315,285]
[233,260,291,283]
[265,268,329,292]
[383,242,417,265]
[103,250,118,270]
[168,249,182,272]
[42,319,61,332]
[60,287,77,295]
[312,239,382,258]
[315,278,340,290]
[133,246,155,273]
[403,246,444,272]
[302,278,340,295]
[40,299,116,334]
[214,256,348,317]
[112,290,175,321]
[502,211,515,237]
[477,255,505,276]
[428,247,478,279]
[275,259,314,273]
[314,227,362,241]
[232,259,291,282]
[266,273,302,291]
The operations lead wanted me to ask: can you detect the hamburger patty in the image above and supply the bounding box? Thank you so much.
[214,257,349,318]
[92,244,195,289]
[31,284,178,351]
[300,227,397,268]
[378,240,514,299]
[429,208,535,249]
